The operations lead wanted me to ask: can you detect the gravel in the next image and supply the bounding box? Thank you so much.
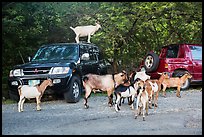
[2,88,202,135]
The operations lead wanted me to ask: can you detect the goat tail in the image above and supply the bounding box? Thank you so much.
[17,79,23,91]
[17,80,23,95]
[82,76,89,82]
[82,76,89,87]
[70,26,74,30]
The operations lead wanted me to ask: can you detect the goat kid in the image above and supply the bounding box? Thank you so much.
[18,79,53,112]
[70,22,101,43]
[145,72,169,112]
[114,83,138,112]
[134,80,149,121]
[118,70,136,107]
[162,73,192,98]
[83,71,128,109]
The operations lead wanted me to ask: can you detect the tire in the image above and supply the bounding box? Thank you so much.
[64,76,82,103]
[9,90,19,102]
[172,71,191,90]
[144,52,159,72]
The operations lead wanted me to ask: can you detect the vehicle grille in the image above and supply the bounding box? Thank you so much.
[23,67,51,75]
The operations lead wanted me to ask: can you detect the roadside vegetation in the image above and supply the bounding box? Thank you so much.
[2,2,202,100]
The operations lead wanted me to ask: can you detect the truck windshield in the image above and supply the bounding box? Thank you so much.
[32,45,79,61]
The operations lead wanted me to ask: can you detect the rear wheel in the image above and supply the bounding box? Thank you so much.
[144,52,159,72]
[172,71,191,90]
[64,76,82,103]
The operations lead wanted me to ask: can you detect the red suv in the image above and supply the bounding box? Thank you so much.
[139,44,202,90]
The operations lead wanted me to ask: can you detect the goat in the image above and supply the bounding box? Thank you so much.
[161,73,192,98]
[134,80,149,121]
[82,71,128,109]
[18,79,53,112]
[118,70,136,106]
[134,69,151,82]
[119,69,150,106]
[70,22,101,43]
[144,72,169,112]
[114,79,139,112]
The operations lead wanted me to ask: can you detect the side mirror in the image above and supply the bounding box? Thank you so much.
[81,53,90,61]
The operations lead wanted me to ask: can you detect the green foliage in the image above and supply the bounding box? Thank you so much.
[2,2,202,85]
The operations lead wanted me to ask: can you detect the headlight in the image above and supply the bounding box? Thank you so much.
[49,67,70,74]
[10,69,24,77]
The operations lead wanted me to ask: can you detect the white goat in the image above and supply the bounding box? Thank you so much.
[18,79,53,112]
[134,80,149,121]
[134,69,151,82]
[70,22,101,43]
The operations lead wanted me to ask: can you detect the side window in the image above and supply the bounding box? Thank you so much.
[190,46,202,60]
[166,46,179,58]
[89,48,98,61]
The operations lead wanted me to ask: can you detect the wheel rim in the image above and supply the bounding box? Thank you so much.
[73,82,80,98]
[145,55,154,69]
[181,79,188,89]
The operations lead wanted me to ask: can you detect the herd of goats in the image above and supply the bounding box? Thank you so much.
[17,69,192,121]
[82,69,192,121]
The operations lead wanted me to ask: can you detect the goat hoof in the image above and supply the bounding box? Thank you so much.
[143,117,145,121]
[176,95,181,98]
[108,103,113,107]
[84,105,89,109]
[135,116,137,119]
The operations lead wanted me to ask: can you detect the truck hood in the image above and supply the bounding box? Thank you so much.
[13,59,78,69]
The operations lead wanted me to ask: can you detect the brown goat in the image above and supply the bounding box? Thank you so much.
[144,72,169,111]
[82,71,128,109]
[161,73,192,98]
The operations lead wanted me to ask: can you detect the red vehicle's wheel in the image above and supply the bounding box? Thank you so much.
[144,52,159,72]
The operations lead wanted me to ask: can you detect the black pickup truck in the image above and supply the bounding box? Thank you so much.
[8,42,108,103]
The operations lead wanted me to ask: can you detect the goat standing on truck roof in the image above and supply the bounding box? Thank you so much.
[18,79,53,112]
[82,71,128,109]
[70,22,101,43]
[161,73,192,98]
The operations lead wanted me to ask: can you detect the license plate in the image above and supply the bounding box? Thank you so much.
[28,80,40,86]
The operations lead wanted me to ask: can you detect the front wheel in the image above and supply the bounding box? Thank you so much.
[64,76,82,103]
[9,90,19,101]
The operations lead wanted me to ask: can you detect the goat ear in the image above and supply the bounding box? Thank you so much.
[96,20,100,24]
[121,70,127,74]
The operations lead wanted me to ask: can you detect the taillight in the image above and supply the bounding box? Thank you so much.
[164,63,168,69]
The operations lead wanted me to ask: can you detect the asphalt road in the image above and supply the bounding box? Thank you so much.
[2,89,202,135]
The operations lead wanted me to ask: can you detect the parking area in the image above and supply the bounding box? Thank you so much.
[2,87,202,135]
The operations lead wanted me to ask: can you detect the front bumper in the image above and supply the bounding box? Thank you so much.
[8,74,72,95]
